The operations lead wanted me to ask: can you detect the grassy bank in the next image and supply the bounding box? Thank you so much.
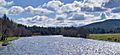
[0,37,19,42]
[87,34,120,42]
[0,37,19,48]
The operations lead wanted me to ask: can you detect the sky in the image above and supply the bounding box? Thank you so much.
[1,0,120,27]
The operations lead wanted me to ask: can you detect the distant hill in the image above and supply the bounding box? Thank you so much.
[82,19,120,34]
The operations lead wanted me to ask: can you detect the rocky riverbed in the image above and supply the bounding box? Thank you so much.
[0,36,120,55]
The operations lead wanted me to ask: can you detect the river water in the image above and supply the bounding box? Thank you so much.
[0,35,120,55]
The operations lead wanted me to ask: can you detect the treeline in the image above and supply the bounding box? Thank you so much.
[26,26,89,38]
[0,14,32,40]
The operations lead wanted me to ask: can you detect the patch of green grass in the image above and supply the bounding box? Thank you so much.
[0,37,19,42]
[87,34,120,42]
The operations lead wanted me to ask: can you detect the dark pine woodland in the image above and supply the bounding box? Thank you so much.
[27,27,89,38]
[0,14,32,40]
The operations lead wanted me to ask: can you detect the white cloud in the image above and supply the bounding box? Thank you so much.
[31,15,48,21]
[84,0,109,9]
[17,15,52,27]
[0,0,13,16]
[0,0,13,6]
[25,6,54,15]
[109,13,120,19]
[68,13,85,20]
[0,7,7,15]
[17,15,48,22]
[66,12,103,25]
[16,15,81,27]
[46,0,63,10]
[56,14,67,20]
[8,6,24,15]
[58,1,82,14]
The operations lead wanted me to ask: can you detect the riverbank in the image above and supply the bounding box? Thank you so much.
[88,34,120,42]
[0,37,19,49]
[0,37,19,42]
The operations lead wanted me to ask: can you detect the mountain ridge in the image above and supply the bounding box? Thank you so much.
[82,19,120,33]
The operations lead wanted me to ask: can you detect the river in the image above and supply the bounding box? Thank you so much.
[0,35,120,55]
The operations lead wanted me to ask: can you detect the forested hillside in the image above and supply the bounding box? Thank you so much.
[82,19,120,34]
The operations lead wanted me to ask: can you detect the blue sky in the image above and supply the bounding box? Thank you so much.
[11,0,50,7]
[1,0,120,27]
[8,0,76,7]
